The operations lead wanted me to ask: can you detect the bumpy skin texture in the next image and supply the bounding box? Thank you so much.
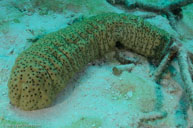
[8,13,171,111]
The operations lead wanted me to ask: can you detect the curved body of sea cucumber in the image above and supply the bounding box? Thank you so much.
[8,13,172,110]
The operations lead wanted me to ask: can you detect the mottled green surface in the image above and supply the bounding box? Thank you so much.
[8,13,171,110]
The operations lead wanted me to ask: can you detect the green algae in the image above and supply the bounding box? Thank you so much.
[31,0,64,14]
[10,0,117,16]
[65,116,102,128]
[0,117,40,128]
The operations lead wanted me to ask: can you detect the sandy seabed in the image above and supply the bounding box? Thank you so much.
[0,0,193,128]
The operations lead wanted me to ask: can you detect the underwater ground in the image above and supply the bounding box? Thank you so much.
[0,0,193,128]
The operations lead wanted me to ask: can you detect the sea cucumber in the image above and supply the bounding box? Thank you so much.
[8,13,172,110]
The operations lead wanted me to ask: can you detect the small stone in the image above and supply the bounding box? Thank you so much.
[163,72,171,80]
[70,14,75,17]
[112,96,118,100]
[92,124,96,127]
[113,67,122,76]
[2,92,6,96]
[105,86,111,90]
[9,49,14,55]
[126,91,133,98]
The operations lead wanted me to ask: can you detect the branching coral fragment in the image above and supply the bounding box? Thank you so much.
[112,64,135,76]
[107,0,193,30]
[137,111,167,128]
[152,43,178,83]
[178,47,193,109]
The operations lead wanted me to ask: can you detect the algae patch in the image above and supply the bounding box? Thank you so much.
[0,117,40,128]
[65,116,102,128]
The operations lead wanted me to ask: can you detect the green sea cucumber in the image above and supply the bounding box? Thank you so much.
[8,13,172,110]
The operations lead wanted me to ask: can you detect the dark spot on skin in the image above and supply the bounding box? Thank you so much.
[115,41,124,49]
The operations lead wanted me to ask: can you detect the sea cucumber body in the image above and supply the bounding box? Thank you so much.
[8,13,171,110]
